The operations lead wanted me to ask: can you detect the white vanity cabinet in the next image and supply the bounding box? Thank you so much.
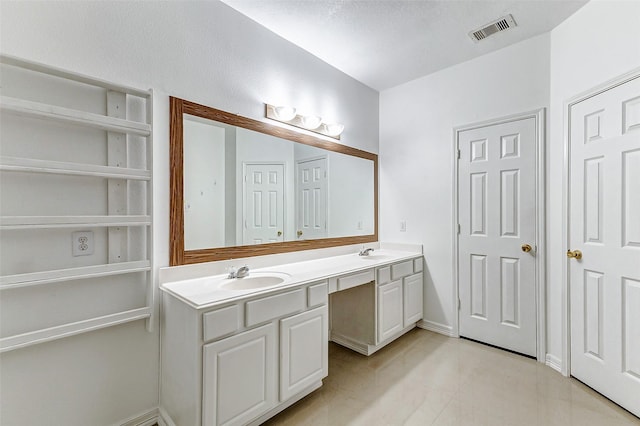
[403,272,424,327]
[376,271,424,343]
[203,323,277,426]
[377,280,403,342]
[330,255,424,355]
[161,281,328,426]
[280,305,328,401]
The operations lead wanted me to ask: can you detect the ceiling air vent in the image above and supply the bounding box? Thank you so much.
[469,14,517,42]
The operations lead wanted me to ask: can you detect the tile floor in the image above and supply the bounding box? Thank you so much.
[264,329,639,425]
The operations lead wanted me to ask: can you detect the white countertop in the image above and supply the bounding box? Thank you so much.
[160,249,422,309]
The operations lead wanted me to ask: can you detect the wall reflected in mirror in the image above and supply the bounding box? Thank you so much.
[183,114,375,251]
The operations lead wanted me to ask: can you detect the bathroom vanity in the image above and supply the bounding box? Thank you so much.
[161,98,422,426]
[159,247,423,426]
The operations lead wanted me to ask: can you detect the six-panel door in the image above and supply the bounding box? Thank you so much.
[296,157,328,240]
[569,75,640,417]
[243,163,285,245]
[458,117,538,357]
[202,323,277,426]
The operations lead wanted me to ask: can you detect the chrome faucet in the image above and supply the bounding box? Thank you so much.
[228,265,250,279]
[359,247,374,256]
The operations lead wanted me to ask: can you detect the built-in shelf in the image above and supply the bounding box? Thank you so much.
[0,55,151,98]
[0,156,151,180]
[0,96,151,136]
[0,307,153,353]
[0,261,152,290]
[0,54,155,352]
[0,215,151,229]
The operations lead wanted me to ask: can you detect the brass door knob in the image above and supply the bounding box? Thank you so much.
[297,230,303,237]
[521,244,532,253]
[277,231,282,236]
[567,249,582,260]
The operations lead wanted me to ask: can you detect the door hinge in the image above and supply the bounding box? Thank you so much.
[457,223,461,234]
[457,149,461,159]
[458,298,461,310]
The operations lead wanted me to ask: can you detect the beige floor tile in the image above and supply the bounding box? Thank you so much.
[264,329,639,426]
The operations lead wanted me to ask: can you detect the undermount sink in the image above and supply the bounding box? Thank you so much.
[221,272,291,290]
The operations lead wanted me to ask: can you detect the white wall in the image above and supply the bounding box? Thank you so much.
[547,0,640,367]
[379,34,550,331]
[183,119,226,250]
[380,0,640,371]
[0,1,378,425]
[327,152,375,238]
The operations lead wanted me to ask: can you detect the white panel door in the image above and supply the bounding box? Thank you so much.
[377,280,403,343]
[458,117,537,357]
[243,163,284,245]
[569,75,640,417]
[280,305,328,401]
[202,323,277,426]
[296,157,327,240]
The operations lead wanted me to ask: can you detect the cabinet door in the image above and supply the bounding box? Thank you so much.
[280,305,328,401]
[403,272,424,327]
[377,280,403,343]
[203,323,277,426]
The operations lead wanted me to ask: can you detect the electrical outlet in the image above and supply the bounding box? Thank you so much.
[400,221,407,232]
[72,231,94,256]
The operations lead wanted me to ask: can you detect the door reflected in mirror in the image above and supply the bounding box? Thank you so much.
[170,97,377,265]
[183,114,375,250]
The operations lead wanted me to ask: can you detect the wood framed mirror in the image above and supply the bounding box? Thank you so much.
[170,97,378,265]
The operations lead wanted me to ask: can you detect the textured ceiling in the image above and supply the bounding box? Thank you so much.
[221,0,588,91]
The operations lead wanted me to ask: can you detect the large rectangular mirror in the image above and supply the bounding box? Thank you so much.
[170,97,378,265]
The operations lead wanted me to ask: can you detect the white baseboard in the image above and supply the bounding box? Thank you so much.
[417,319,455,337]
[331,324,416,356]
[545,354,563,374]
[116,408,159,426]
[330,333,370,355]
[157,407,177,426]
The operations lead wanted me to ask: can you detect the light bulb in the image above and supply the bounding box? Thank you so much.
[323,122,344,136]
[273,105,296,121]
[300,115,322,129]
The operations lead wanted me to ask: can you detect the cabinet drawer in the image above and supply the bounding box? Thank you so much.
[308,282,328,307]
[413,257,423,273]
[246,289,305,327]
[377,266,391,285]
[337,269,374,291]
[203,305,240,342]
[391,261,413,280]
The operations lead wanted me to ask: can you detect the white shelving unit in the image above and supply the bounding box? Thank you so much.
[0,55,154,353]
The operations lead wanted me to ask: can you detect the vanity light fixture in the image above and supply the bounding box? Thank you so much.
[300,114,322,130]
[265,103,344,140]
[322,122,345,137]
[273,105,297,121]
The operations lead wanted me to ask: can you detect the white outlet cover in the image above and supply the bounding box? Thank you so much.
[72,231,94,256]
[400,221,407,232]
